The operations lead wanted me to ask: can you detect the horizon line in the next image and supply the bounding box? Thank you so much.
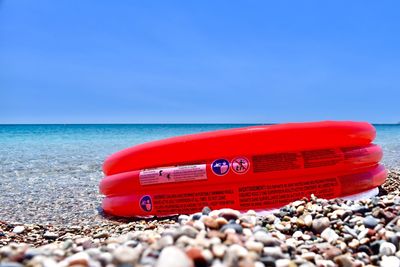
[0,122,399,126]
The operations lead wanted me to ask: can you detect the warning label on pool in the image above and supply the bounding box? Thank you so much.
[238,177,338,207]
[153,189,235,214]
[139,164,207,185]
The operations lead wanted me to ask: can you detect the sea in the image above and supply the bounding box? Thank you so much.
[0,124,399,225]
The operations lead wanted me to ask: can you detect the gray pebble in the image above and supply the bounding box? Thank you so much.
[220,222,243,234]
[364,215,380,229]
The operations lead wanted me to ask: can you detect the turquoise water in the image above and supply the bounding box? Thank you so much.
[0,124,399,225]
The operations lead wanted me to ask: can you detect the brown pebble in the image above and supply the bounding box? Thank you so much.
[203,217,219,230]
[324,246,342,260]
[334,255,354,267]
[186,247,207,266]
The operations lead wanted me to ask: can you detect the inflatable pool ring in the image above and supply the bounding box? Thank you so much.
[100,121,386,217]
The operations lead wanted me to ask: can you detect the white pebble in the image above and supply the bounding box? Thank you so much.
[380,256,400,267]
[12,226,25,234]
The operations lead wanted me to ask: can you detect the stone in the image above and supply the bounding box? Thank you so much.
[43,231,58,240]
[0,263,24,267]
[324,246,342,260]
[93,231,109,239]
[312,217,330,234]
[158,235,174,248]
[12,226,25,234]
[301,252,316,261]
[380,241,396,256]
[259,256,276,267]
[219,209,240,221]
[113,245,141,265]
[224,244,248,265]
[212,244,226,258]
[304,214,313,227]
[215,217,228,227]
[202,206,211,215]
[370,240,382,254]
[220,222,243,234]
[193,220,205,231]
[156,246,193,267]
[245,240,264,253]
[263,246,284,259]
[363,215,380,229]
[180,225,199,238]
[321,228,339,244]
[254,231,280,246]
[334,255,354,267]
[186,247,207,267]
[357,245,372,255]
[203,217,219,230]
[380,256,400,267]
[275,259,295,267]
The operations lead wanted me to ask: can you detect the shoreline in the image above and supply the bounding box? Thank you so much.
[0,170,399,266]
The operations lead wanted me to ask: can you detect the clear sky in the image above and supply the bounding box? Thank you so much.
[1,1,399,124]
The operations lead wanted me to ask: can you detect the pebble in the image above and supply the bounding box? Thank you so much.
[312,217,331,234]
[245,240,264,253]
[304,214,313,227]
[324,246,342,260]
[380,255,400,267]
[321,228,339,244]
[334,255,354,267]
[380,241,397,256]
[220,222,243,234]
[12,226,25,234]
[156,246,193,267]
[43,231,58,240]
[364,215,380,229]
[254,231,280,247]
[263,246,284,259]
[203,217,219,229]
[211,244,226,258]
[113,245,141,264]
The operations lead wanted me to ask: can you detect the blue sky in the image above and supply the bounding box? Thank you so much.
[1,1,399,123]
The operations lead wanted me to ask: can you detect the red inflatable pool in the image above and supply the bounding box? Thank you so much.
[100,121,386,217]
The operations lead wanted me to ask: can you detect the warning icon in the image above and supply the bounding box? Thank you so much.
[211,159,230,176]
[231,157,250,174]
[139,195,153,212]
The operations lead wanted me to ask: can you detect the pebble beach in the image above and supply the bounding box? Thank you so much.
[1,124,400,266]
[1,170,399,267]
